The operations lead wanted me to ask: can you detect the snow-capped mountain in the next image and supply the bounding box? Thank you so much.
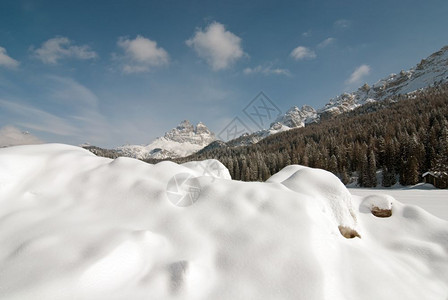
[319,45,448,118]
[231,45,448,146]
[226,105,318,147]
[115,120,216,159]
[270,105,317,130]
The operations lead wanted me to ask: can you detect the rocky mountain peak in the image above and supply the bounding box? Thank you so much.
[270,105,318,129]
[196,121,212,135]
[115,120,216,160]
[176,120,194,132]
[164,120,215,144]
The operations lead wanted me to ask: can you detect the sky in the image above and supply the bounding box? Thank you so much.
[0,0,447,148]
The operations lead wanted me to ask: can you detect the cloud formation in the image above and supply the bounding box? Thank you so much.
[317,37,336,49]
[0,126,43,147]
[0,47,19,69]
[117,35,169,73]
[0,76,111,145]
[186,22,244,71]
[243,65,290,76]
[334,19,351,30]
[346,64,371,84]
[290,46,316,60]
[46,76,99,107]
[32,37,97,64]
[302,30,312,37]
[0,99,79,136]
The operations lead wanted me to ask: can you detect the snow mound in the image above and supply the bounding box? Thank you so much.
[362,194,395,211]
[181,159,231,180]
[0,144,447,300]
[268,165,358,233]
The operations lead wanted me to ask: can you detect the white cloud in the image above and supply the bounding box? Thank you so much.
[0,126,43,147]
[302,30,312,37]
[117,35,169,73]
[0,77,110,144]
[317,37,336,49]
[0,47,19,69]
[32,37,97,64]
[334,19,351,30]
[346,64,371,85]
[290,46,316,60]
[186,22,244,71]
[243,65,290,76]
[0,99,79,136]
[46,76,98,107]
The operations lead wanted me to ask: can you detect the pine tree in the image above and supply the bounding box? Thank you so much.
[382,165,396,187]
[368,150,377,187]
[358,153,369,187]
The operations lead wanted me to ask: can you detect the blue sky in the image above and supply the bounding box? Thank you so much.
[0,0,447,147]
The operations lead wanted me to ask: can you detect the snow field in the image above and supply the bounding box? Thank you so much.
[0,144,447,300]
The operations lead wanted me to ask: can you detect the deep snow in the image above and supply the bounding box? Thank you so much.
[349,187,448,221]
[0,144,447,300]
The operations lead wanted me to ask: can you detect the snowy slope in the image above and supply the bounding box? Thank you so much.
[319,45,448,117]
[1,144,447,300]
[116,120,216,159]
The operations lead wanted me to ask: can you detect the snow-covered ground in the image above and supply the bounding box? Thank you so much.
[349,186,448,221]
[0,144,447,299]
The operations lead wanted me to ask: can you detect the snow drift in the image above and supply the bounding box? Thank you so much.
[0,144,447,300]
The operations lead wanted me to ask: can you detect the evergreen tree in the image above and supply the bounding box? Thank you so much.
[368,150,377,187]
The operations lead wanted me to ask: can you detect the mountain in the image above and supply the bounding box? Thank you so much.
[230,45,448,146]
[177,83,448,186]
[270,105,318,130]
[88,45,448,160]
[115,120,216,159]
[225,105,318,147]
[319,45,448,118]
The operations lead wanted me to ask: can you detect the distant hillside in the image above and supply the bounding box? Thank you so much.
[226,45,448,146]
[173,83,448,187]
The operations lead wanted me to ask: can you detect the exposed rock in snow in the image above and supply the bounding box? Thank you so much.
[362,194,395,218]
[116,120,216,159]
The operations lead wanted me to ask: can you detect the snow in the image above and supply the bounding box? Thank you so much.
[268,165,358,231]
[1,144,448,299]
[361,194,394,211]
[349,187,448,221]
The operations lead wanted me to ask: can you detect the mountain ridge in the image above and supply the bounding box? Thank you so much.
[115,120,216,159]
[86,45,448,159]
[230,45,448,146]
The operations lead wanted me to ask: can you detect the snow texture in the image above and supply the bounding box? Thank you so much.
[0,144,447,300]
